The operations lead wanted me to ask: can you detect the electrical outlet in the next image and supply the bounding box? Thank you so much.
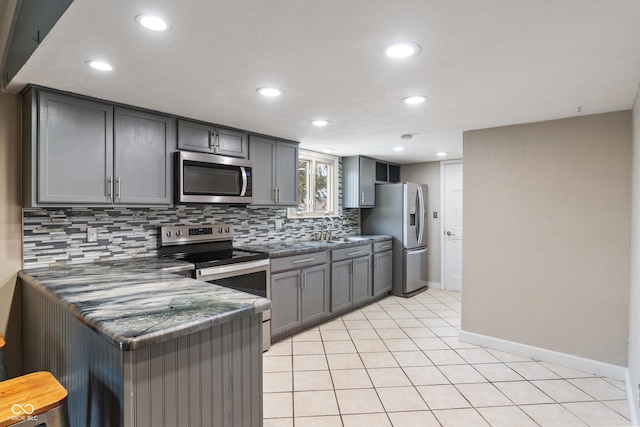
[87,227,98,243]
[342,219,347,226]
[274,219,283,230]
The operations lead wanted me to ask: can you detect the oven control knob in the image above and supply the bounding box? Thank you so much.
[218,228,223,233]
[225,227,230,233]
[166,231,172,237]
[176,230,182,236]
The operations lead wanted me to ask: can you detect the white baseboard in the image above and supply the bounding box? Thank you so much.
[626,369,639,426]
[428,281,442,290]
[459,330,627,381]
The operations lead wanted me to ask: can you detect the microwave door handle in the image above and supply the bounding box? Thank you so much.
[240,167,248,196]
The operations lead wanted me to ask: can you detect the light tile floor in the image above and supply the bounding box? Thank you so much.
[263,289,631,427]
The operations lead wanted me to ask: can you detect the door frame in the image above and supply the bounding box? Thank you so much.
[440,159,463,291]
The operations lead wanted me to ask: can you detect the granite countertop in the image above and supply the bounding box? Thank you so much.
[19,257,270,351]
[237,235,392,258]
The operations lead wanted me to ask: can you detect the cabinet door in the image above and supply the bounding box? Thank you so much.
[274,141,299,206]
[359,157,376,206]
[301,264,330,324]
[373,251,393,296]
[248,136,276,205]
[331,259,352,312]
[177,119,215,153]
[114,108,174,205]
[216,128,248,159]
[271,270,302,335]
[352,255,372,305]
[37,91,113,204]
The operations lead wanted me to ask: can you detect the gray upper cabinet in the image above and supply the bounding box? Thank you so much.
[23,88,174,207]
[249,136,298,206]
[114,108,173,205]
[342,156,376,208]
[32,90,114,205]
[177,119,248,158]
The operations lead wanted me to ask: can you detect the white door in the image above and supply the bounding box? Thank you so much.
[442,162,463,291]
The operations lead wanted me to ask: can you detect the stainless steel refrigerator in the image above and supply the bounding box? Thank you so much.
[362,182,428,297]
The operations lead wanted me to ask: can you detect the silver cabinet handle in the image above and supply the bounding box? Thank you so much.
[107,177,112,201]
[347,251,363,256]
[302,272,306,288]
[293,258,315,264]
[446,231,454,236]
[360,192,365,204]
[276,187,280,203]
[116,177,121,200]
[353,259,358,276]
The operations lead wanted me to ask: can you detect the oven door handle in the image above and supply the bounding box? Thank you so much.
[197,259,270,278]
[240,167,248,196]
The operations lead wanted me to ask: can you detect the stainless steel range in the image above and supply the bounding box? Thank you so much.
[159,224,271,351]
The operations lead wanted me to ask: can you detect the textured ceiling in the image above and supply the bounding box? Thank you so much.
[6,0,640,163]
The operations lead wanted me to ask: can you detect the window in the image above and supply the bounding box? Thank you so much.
[288,150,339,218]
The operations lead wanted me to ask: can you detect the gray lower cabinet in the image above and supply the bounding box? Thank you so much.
[373,250,393,296]
[23,88,174,207]
[249,136,299,206]
[177,119,248,158]
[330,243,373,311]
[271,252,329,337]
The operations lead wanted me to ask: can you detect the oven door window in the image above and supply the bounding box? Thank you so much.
[184,162,241,196]
[207,271,267,298]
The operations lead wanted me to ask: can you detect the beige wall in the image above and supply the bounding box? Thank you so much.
[629,88,640,417]
[462,111,631,366]
[0,90,22,376]
[401,161,442,284]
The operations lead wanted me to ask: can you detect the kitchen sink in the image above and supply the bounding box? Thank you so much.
[326,236,371,243]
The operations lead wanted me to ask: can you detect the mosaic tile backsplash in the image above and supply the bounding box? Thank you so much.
[23,206,360,268]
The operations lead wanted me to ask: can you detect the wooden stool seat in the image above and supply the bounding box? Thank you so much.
[0,372,69,427]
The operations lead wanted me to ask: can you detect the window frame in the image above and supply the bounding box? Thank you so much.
[287,149,339,219]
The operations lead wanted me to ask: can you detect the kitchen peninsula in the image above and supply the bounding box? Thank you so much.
[19,257,269,427]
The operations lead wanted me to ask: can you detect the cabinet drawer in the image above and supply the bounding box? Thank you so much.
[331,244,372,262]
[373,240,393,253]
[271,251,328,273]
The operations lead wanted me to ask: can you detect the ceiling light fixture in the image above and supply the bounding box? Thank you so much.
[393,146,405,152]
[257,87,283,97]
[402,95,426,105]
[436,152,448,157]
[384,42,421,59]
[135,14,168,31]
[400,134,413,141]
[311,120,329,127]
[86,60,113,71]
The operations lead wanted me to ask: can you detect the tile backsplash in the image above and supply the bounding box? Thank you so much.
[22,206,360,268]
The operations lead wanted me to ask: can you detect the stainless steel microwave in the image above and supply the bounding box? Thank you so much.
[176,151,253,204]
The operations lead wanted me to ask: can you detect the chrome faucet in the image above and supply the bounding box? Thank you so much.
[320,216,334,241]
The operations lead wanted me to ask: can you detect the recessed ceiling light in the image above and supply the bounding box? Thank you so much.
[311,120,329,127]
[402,95,426,105]
[436,152,448,157]
[257,87,283,97]
[322,148,335,153]
[393,146,405,152]
[400,134,413,141]
[384,42,421,59]
[135,15,168,31]
[86,60,112,71]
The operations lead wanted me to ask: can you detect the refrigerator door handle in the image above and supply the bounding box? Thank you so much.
[407,247,427,255]
[416,187,425,245]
